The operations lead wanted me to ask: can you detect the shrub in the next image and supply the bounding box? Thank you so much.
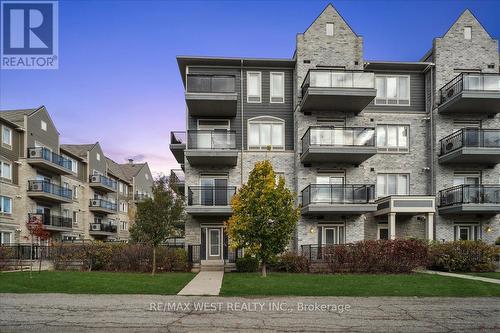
[428,240,497,272]
[0,246,16,271]
[156,247,190,272]
[274,252,309,273]
[236,256,259,272]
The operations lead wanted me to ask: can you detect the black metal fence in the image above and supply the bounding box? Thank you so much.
[439,72,500,105]
[28,213,72,229]
[439,184,500,207]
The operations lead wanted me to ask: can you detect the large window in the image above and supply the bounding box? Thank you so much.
[2,126,12,147]
[247,72,262,103]
[376,174,409,198]
[0,161,12,180]
[0,231,11,245]
[62,154,77,174]
[376,125,409,152]
[454,224,480,240]
[248,116,284,150]
[270,72,285,103]
[0,196,12,214]
[375,75,410,105]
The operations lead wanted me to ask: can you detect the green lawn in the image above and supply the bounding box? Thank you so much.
[221,272,500,297]
[0,271,195,295]
[465,272,500,280]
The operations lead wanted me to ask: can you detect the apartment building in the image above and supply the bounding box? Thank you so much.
[170,4,500,269]
[0,106,153,244]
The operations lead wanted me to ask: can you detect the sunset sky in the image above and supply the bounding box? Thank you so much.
[1,0,499,176]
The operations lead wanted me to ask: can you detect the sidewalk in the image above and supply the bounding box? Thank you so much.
[177,271,224,296]
[423,270,500,285]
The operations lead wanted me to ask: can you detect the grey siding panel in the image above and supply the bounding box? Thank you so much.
[0,119,20,184]
[364,71,426,113]
[133,164,153,195]
[26,108,59,151]
[88,144,107,176]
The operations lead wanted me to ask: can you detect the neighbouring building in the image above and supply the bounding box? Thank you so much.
[170,4,500,270]
[0,106,153,244]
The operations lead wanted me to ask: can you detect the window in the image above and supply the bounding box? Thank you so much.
[270,72,285,103]
[326,23,334,36]
[0,232,12,245]
[378,224,389,240]
[0,196,12,214]
[454,224,480,240]
[123,185,128,196]
[73,211,78,226]
[376,125,409,152]
[453,172,480,186]
[0,161,12,180]
[248,116,284,150]
[464,26,472,40]
[145,173,149,180]
[62,155,78,174]
[96,153,101,161]
[2,126,12,147]
[375,75,410,105]
[320,224,345,245]
[247,72,261,103]
[120,202,128,213]
[121,221,128,231]
[41,120,47,131]
[119,182,123,192]
[377,174,409,198]
[73,185,78,199]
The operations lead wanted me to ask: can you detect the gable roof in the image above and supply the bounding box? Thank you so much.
[118,162,146,182]
[301,3,359,37]
[442,9,494,40]
[106,157,131,183]
[60,143,96,159]
[0,107,40,126]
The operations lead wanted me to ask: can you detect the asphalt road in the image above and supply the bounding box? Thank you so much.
[1,294,499,332]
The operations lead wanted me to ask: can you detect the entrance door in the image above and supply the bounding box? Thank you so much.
[208,228,221,259]
[324,228,336,246]
[200,177,228,206]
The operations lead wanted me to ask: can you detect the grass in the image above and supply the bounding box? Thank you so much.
[465,272,500,280]
[0,271,195,295]
[220,272,500,297]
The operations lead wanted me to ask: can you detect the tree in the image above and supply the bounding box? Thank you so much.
[130,176,184,275]
[27,215,50,276]
[225,160,300,277]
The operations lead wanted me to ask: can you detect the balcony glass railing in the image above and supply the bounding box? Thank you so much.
[89,199,117,211]
[27,180,72,199]
[188,186,236,206]
[440,128,500,155]
[439,73,500,105]
[170,131,186,145]
[89,223,117,233]
[301,184,375,206]
[28,213,72,229]
[301,127,376,153]
[170,169,185,184]
[439,184,500,207]
[186,74,236,93]
[89,174,117,190]
[187,130,236,150]
[302,70,375,97]
[27,147,72,171]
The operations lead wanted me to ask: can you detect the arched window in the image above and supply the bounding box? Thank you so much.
[247,116,285,151]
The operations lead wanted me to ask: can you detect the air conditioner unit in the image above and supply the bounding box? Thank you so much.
[91,175,99,183]
[31,182,42,191]
[91,199,100,206]
[91,224,101,231]
[30,148,42,158]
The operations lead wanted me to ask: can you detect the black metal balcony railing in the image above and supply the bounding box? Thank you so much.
[27,180,73,199]
[89,223,117,233]
[27,147,73,171]
[440,128,500,155]
[89,174,117,190]
[188,186,236,206]
[301,127,376,153]
[301,184,376,207]
[439,184,500,207]
[186,74,236,93]
[170,131,186,145]
[188,244,201,264]
[301,69,375,97]
[89,199,117,211]
[28,213,72,229]
[187,130,237,150]
[439,72,500,105]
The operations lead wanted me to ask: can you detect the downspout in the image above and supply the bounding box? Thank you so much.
[240,59,244,186]
[429,65,435,196]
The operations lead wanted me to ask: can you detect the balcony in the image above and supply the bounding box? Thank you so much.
[439,128,500,164]
[170,169,185,194]
[27,147,73,175]
[170,131,186,164]
[185,130,238,166]
[186,186,236,216]
[438,185,500,214]
[89,222,118,236]
[27,180,73,204]
[89,199,117,215]
[300,70,376,113]
[28,213,73,231]
[438,73,500,114]
[133,193,151,202]
[185,74,237,116]
[301,127,376,164]
[301,184,377,215]
[89,174,117,193]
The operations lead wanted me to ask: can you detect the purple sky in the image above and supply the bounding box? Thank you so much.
[1,0,499,175]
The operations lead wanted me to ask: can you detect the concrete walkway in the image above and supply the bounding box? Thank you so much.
[423,270,500,284]
[177,271,224,296]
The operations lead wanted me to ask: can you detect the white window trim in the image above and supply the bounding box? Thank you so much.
[208,228,221,257]
[376,124,410,153]
[0,196,13,214]
[454,223,481,241]
[0,161,12,181]
[0,231,12,245]
[96,153,101,161]
[246,71,262,103]
[464,26,472,40]
[270,72,285,104]
[247,116,285,151]
[376,173,410,198]
[375,75,411,106]
[326,22,334,36]
[377,223,389,240]
[41,120,47,131]
[1,125,12,149]
[321,223,346,245]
